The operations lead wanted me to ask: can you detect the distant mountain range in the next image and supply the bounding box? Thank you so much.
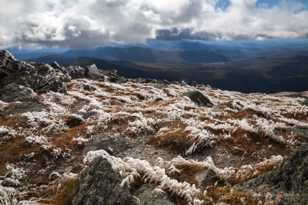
[8,39,308,92]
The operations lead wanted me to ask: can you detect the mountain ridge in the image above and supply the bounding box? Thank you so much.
[30,53,308,93]
[0,50,307,205]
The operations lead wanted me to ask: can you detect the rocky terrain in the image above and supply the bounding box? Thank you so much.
[0,50,307,205]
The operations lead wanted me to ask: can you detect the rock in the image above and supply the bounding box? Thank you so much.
[66,114,85,127]
[30,63,70,93]
[0,83,37,102]
[1,178,21,187]
[183,91,214,107]
[73,156,175,205]
[82,84,97,92]
[51,61,67,73]
[87,137,133,155]
[66,65,87,79]
[86,64,118,82]
[134,185,175,205]
[0,82,45,115]
[0,50,20,81]
[0,101,45,116]
[201,169,221,187]
[242,144,308,204]
[292,126,308,140]
[107,70,127,83]
[72,157,138,205]
[66,64,109,81]
[303,98,308,106]
[48,171,62,181]
[86,64,100,78]
[0,127,9,137]
[0,50,70,93]
[0,50,17,71]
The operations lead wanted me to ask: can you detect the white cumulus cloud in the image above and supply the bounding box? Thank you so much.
[0,0,307,48]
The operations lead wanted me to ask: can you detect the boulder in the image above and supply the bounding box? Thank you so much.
[72,157,137,205]
[0,101,45,116]
[303,98,308,106]
[73,157,175,205]
[1,178,21,187]
[0,83,37,102]
[66,114,85,127]
[0,50,17,70]
[134,185,175,205]
[86,136,134,155]
[201,169,222,187]
[86,64,100,78]
[85,64,109,81]
[242,144,308,204]
[66,64,109,81]
[51,61,67,73]
[183,91,214,107]
[66,65,87,79]
[0,127,9,137]
[0,50,70,93]
[106,70,127,83]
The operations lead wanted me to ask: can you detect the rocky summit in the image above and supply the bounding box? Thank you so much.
[0,50,307,205]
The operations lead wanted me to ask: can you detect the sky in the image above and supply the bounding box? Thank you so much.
[0,0,308,48]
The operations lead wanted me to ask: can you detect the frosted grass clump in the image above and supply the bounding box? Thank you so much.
[84,150,203,205]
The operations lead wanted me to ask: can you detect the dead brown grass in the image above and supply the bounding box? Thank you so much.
[0,136,41,169]
[205,186,263,205]
[49,124,88,148]
[148,121,191,153]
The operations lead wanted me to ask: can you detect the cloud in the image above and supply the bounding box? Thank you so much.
[0,0,307,48]
[192,0,308,40]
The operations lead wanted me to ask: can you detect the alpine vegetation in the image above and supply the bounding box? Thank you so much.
[0,50,307,205]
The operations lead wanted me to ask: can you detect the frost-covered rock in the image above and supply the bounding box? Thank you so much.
[25,135,48,145]
[73,157,138,205]
[66,65,88,79]
[0,127,9,137]
[82,150,202,205]
[22,111,51,127]
[0,50,70,93]
[242,144,308,204]
[65,64,106,80]
[86,64,100,79]
[0,83,37,102]
[66,114,85,127]
[1,178,21,187]
[5,164,26,181]
[133,184,175,205]
[73,137,90,146]
[0,165,25,194]
[183,91,214,107]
